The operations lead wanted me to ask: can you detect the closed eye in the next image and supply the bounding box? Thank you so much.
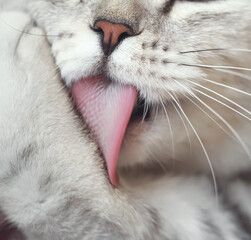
[179,0,217,2]
[163,0,218,13]
[163,0,176,13]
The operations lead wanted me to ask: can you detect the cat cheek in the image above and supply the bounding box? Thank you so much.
[51,35,103,85]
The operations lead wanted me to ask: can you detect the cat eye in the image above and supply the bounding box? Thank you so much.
[163,0,176,13]
[180,0,216,2]
[164,0,216,13]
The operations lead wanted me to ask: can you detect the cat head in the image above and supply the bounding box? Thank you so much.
[28,0,251,173]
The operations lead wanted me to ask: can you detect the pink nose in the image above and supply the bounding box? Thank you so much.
[94,20,133,56]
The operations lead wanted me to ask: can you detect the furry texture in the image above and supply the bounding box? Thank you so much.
[0,0,250,239]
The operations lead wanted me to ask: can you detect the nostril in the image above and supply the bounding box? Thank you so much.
[92,20,134,56]
[118,31,131,44]
[91,25,104,36]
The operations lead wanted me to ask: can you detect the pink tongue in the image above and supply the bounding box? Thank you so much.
[71,75,137,186]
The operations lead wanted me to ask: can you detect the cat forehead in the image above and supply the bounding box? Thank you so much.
[47,0,244,15]
[50,0,217,8]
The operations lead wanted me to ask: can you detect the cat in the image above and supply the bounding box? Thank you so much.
[0,0,251,239]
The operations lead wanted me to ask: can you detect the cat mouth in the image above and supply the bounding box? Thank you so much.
[71,74,150,186]
[130,96,151,122]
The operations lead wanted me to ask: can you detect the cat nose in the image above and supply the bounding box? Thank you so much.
[93,20,134,56]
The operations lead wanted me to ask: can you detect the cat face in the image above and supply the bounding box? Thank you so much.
[29,0,251,171]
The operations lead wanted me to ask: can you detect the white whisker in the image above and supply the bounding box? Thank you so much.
[174,80,251,160]
[160,99,175,159]
[170,96,192,150]
[152,157,168,173]
[181,92,235,141]
[201,79,251,96]
[193,88,251,121]
[187,80,251,119]
[180,48,251,54]
[181,63,251,72]
[142,102,149,123]
[213,68,251,82]
[168,92,218,205]
[0,17,60,38]
[154,104,159,122]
